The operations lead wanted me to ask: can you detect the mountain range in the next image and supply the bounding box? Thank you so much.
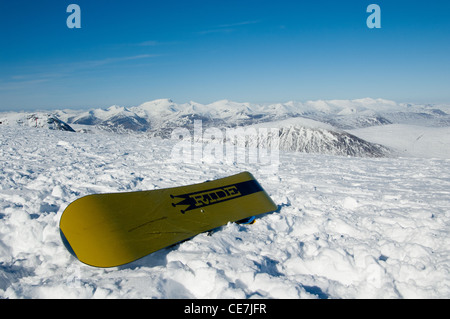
[54,98,450,132]
[1,98,449,158]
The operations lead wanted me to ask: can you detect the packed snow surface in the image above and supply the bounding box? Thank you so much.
[1,125,449,299]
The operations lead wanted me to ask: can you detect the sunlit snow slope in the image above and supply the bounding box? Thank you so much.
[1,125,449,298]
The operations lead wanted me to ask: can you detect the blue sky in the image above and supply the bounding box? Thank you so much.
[1,0,449,111]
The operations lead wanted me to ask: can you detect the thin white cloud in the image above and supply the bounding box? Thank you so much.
[138,40,180,47]
[216,20,260,28]
[198,20,260,35]
[0,54,158,91]
[81,54,158,68]
[139,40,162,46]
[0,78,50,91]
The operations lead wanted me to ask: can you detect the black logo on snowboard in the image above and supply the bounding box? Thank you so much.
[171,180,263,214]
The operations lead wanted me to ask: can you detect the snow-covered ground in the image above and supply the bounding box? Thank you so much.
[1,125,449,298]
[350,124,450,159]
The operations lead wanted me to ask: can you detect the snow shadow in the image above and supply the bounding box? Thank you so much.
[0,263,34,292]
[117,246,175,270]
[302,285,329,299]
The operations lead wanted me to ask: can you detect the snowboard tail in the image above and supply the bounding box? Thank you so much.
[59,172,277,268]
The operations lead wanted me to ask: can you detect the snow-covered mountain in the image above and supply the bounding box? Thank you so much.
[2,98,449,158]
[0,112,75,132]
[270,121,389,157]
[53,97,450,132]
[58,105,149,132]
[196,118,390,158]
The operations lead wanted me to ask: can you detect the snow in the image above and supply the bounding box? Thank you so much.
[48,97,450,132]
[350,124,450,159]
[0,112,75,132]
[1,123,449,299]
[251,117,336,131]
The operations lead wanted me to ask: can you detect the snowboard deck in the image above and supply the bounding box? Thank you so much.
[59,172,277,268]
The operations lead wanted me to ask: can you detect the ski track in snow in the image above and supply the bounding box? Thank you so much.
[1,125,449,299]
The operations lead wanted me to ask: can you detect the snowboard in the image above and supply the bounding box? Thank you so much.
[59,171,277,268]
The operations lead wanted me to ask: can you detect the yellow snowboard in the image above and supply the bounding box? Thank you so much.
[59,172,277,268]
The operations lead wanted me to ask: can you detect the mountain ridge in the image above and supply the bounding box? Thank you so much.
[2,98,449,158]
[46,97,450,131]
